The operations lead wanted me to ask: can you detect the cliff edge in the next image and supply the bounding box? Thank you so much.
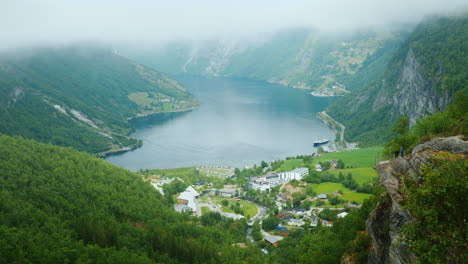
[366,136,468,264]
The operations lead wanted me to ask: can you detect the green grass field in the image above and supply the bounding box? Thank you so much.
[328,167,378,185]
[201,206,211,215]
[341,192,373,203]
[315,147,383,168]
[128,92,158,107]
[211,198,258,219]
[310,182,350,194]
[309,182,372,204]
[280,159,304,171]
[147,167,195,177]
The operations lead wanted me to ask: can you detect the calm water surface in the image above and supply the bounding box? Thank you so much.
[106,76,336,170]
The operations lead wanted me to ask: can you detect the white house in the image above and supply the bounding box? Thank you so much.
[176,186,200,214]
[287,218,305,226]
[315,164,323,172]
[318,193,327,199]
[337,212,348,218]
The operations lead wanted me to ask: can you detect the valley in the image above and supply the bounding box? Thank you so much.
[0,4,466,264]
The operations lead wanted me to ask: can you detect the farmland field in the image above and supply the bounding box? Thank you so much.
[328,167,378,185]
[315,147,383,168]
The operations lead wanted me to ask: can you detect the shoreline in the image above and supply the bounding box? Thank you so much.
[100,106,200,159]
[127,105,200,122]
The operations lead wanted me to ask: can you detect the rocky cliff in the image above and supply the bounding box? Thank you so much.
[366,136,468,264]
[327,15,468,146]
[392,49,453,126]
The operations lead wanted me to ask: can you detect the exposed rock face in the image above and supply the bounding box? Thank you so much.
[392,49,452,126]
[372,48,453,127]
[367,136,468,264]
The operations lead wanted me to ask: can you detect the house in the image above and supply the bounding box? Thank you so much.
[320,219,333,227]
[275,212,289,219]
[194,180,206,186]
[307,216,319,226]
[176,186,200,214]
[278,226,289,235]
[174,203,192,213]
[344,203,361,209]
[315,164,323,172]
[287,219,305,226]
[177,186,199,203]
[318,193,327,200]
[337,212,348,218]
[330,160,338,167]
[280,215,294,221]
[264,235,283,247]
[284,207,306,215]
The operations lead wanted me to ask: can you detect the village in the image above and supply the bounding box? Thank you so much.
[144,147,379,249]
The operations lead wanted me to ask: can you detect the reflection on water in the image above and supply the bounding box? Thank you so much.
[106,75,336,170]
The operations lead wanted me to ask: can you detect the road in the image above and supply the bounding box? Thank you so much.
[320,111,346,143]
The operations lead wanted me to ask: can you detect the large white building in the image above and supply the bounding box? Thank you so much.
[250,168,309,191]
[278,167,309,181]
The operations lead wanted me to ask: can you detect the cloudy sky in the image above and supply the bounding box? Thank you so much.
[1,0,467,50]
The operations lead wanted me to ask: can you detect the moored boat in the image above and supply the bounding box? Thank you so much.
[313,139,329,146]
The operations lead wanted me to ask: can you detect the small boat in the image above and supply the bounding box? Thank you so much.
[313,139,329,146]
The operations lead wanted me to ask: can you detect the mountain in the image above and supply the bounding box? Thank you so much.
[119,28,406,95]
[326,15,468,146]
[0,134,261,263]
[0,45,199,155]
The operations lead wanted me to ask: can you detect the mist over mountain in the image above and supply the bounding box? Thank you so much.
[0,2,467,264]
[1,0,467,51]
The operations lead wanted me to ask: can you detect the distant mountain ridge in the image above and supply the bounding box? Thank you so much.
[120,28,406,94]
[326,15,468,146]
[0,45,199,155]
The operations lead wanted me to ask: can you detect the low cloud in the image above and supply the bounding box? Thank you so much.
[1,0,467,51]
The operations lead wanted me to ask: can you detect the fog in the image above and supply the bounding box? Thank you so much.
[1,0,467,50]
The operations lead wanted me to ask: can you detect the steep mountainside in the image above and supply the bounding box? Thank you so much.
[367,136,467,263]
[121,29,405,94]
[0,46,199,155]
[327,15,468,146]
[0,134,261,263]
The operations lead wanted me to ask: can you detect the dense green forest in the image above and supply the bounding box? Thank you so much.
[0,134,262,263]
[0,133,384,263]
[327,14,468,146]
[0,46,198,155]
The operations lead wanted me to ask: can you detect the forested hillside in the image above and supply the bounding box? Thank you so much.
[0,133,385,264]
[0,46,199,155]
[0,134,260,263]
[120,29,405,94]
[327,14,468,146]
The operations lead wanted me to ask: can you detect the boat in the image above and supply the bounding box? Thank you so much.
[313,139,329,146]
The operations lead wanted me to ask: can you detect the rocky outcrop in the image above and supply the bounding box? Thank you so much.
[392,49,452,126]
[366,136,468,264]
